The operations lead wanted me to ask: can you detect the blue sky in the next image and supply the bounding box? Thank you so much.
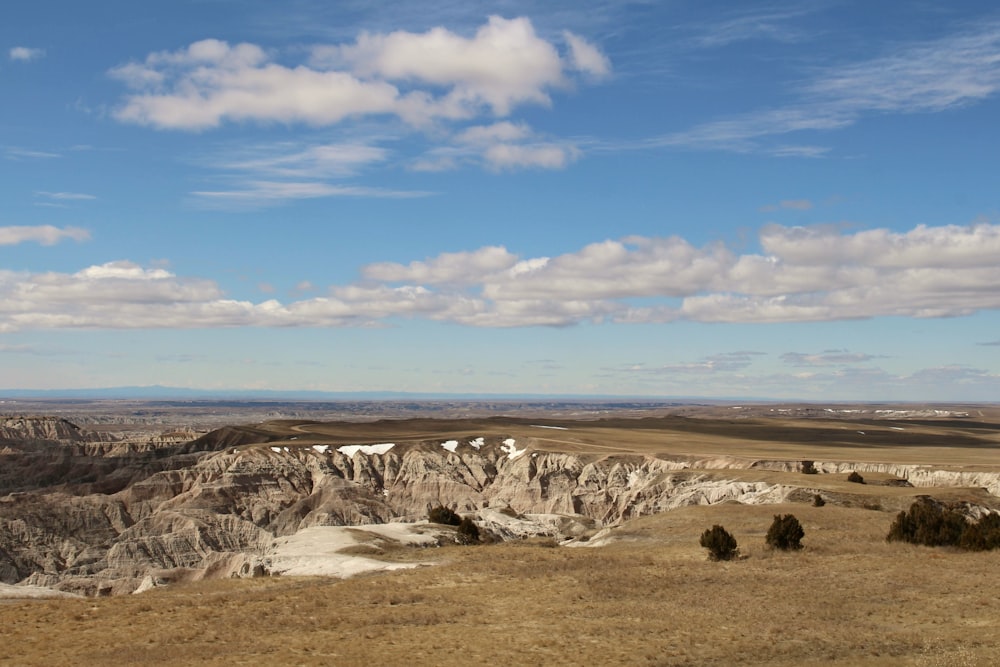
[2,0,999,400]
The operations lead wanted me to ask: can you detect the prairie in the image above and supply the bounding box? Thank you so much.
[2,404,999,666]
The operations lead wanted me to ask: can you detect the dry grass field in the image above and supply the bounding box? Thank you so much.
[3,502,998,666]
[2,406,999,666]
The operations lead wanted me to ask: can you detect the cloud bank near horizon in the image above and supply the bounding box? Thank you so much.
[2,221,998,333]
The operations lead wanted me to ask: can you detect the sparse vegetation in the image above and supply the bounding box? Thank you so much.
[456,517,480,544]
[887,497,967,547]
[847,471,865,484]
[812,494,825,507]
[887,499,1000,551]
[428,506,461,526]
[959,512,1000,551]
[700,524,739,561]
[765,514,804,551]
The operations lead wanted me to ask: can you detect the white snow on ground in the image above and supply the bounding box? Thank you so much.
[312,445,329,454]
[270,446,282,453]
[890,427,905,431]
[268,523,438,578]
[468,437,484,449]
[441,440,459,452]
[530,425,568,430]
[0,583,80,599]
[500,438,526,459]
[337,443,395,456]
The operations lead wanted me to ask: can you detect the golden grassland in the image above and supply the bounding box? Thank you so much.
[262,411,1000,469]
[3,502,998,666]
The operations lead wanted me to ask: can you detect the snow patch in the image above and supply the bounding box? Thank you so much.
[530,424,568,430]
[468,437,484,449]
[270,446,282,453]
[441,440,459,453]
[337,443,395,456]
[500,438,526,460]
[312,445,329,454]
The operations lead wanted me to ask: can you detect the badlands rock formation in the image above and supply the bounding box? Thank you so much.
[1,416,998,596]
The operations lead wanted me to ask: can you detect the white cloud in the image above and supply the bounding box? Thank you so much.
[483,142,580,170]
[5,147,61,160]
[34,191,97,201]
[363,246,518,285]
[759,199,813,212]
[5,222,1000,332]
[9,47,45,62]
[659,20,1000,154]
[781,351,881,367]
[192,180,432,206]
[455,121,532,145]
[214,141,389,179]
[315,16,566,116]
[563,31,611,78]
[111,18,608,131]
[0,226,90,246]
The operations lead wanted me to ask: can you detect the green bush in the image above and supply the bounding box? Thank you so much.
[847,471,865,484]
[700,525,739,561]
[456,517,480,544]
[812,494,826,507]
[428,506,461,526]
[765,514,804,551]
[886,498,966,547]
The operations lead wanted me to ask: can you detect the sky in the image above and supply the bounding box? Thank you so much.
[2,0,999,401]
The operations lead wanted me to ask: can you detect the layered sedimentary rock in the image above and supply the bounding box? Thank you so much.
[2,417,999,596]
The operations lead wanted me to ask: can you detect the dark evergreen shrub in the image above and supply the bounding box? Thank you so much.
[428,506,461,526]
[765,514,805,551]
[847,471,865,484]
[959,512,1000,551]
[886,498,966,547]
[812,493,826,507]
[699,525,739,561]
[456,517,480,544]
[801,461,818,475]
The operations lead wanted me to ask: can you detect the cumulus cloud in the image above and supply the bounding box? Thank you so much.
[0,225,90,246]
[5,221,1000,332]
[111,18,609,130]
[363,246,518,285]
[9,47,45,61]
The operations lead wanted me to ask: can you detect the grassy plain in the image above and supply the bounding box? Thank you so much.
[3,406,999,666]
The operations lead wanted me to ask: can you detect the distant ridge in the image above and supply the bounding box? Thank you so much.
[0,385,715,402]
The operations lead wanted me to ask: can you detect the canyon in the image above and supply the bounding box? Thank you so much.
[2,406,999,597]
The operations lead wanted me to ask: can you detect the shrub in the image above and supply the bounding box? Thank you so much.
[847,471,865,484]
[959,512,1000,551]
[765,514,804,551]
[699,525,739,561]
[428,506,461,526]
[812,493,826,507]
[886,497,966,547]
[801,460,818,475]
[456,517,480,544]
